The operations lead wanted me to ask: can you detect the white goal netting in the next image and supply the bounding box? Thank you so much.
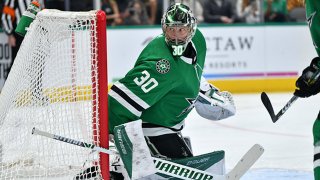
[0,9,108,179]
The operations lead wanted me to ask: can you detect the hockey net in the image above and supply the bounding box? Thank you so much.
[0,9,108,179]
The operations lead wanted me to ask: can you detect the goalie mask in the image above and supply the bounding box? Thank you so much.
[161,3,197,56]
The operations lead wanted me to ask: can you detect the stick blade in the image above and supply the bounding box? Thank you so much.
[260,92,277,122]
[226,144,264,180]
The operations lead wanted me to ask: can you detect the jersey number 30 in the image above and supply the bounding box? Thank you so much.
[134,70,158,93]
[172,45,184,56]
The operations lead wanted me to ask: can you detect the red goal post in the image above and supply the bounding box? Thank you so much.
[0,9,109,179]
[96,10,109,180]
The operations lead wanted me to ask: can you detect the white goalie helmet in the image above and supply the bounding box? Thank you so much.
[161,3,197,56]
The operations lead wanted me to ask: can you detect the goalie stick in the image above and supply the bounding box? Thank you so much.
[261,92,298,123]
[32,127,264,180]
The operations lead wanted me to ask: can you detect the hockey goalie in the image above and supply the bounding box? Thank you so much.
[106,78,237,180]
[0,1,262,179]
[103,3,263,180]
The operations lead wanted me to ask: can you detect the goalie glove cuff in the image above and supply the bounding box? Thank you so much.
[195,90,236,120]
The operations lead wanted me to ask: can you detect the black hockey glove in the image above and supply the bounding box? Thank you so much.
[294,57,320,98]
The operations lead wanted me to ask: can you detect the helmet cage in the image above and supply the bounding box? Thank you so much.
[162,23,193,46]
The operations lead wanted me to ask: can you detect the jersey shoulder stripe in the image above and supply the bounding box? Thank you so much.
[114,82,150,109]
[109,88,142,117]
[109,82,150,117]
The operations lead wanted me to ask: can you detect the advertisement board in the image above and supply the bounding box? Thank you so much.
[0,24,317,92]
[107,25,317,92]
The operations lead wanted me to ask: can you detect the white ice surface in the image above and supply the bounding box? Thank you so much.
[183,92,320,180]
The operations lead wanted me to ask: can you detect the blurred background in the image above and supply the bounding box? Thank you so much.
[0,1,317,179]
[0,0,316,94]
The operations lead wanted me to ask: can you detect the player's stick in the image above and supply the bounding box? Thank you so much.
[32,127,264,180]
[261,64,320,123]
[261,92,298,123]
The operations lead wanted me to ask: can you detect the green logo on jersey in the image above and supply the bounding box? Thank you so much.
[156,59,170,74]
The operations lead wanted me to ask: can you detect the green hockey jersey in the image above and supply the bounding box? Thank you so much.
[306,0,320,56]
[108,29,206,134]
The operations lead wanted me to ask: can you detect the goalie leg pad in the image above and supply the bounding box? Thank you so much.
[139,150,225,180]
[113,120,156,179]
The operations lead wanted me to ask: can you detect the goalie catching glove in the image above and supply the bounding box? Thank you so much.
[195,79,236,120]
[294,57,320,98]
